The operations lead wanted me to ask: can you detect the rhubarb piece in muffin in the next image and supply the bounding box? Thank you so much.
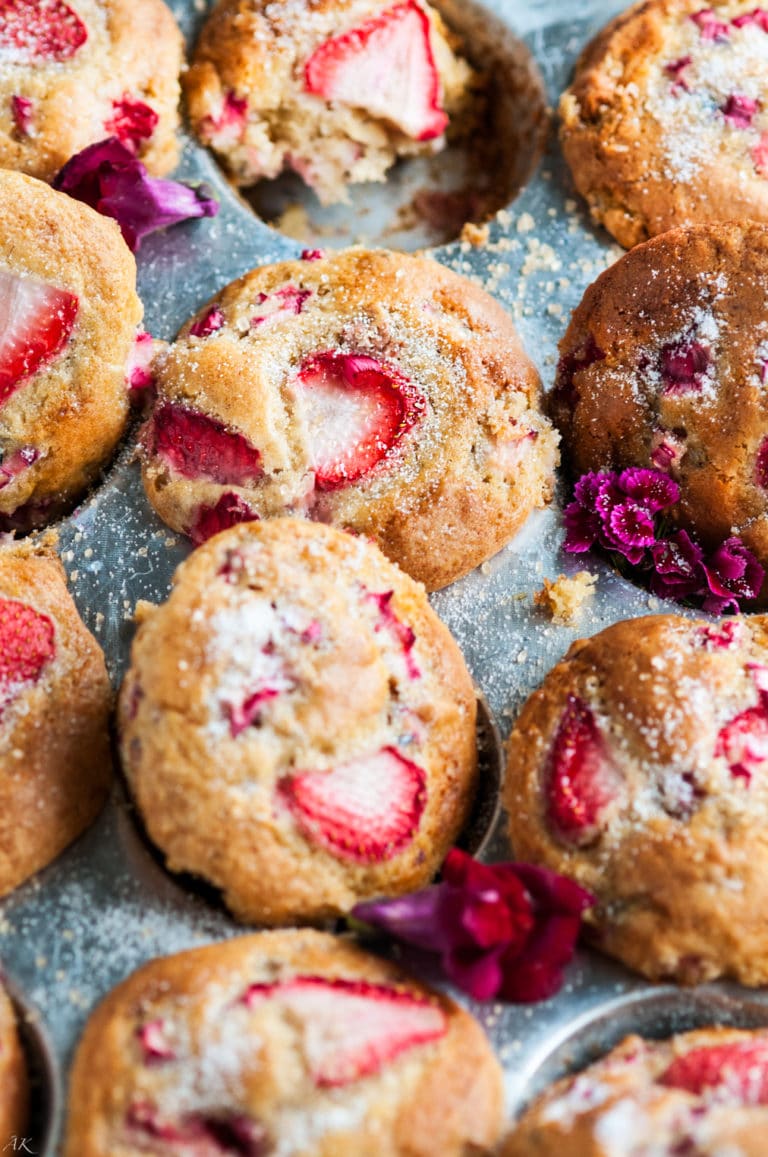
[64,929,504,1157]
[503,1027,768,1157]
[0,0,183,181]
[0,980,27,1149]
[561,0,768,248]
[0,539,111,896]
[551,221,768,599]
[140,247,558,591]
[118,518,478,925]
[185,0,476,204]
[506,612,768,985]
[0,169,142,532]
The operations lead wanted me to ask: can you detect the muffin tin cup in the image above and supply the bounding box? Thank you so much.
[0,0,756,1149]
[0,974,61,1156]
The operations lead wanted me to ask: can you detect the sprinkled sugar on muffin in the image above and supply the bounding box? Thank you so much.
[118,518,478,925]
[64,930,505,1157]
[0,0,183,181]
[503,1027,768,1157]
[561,0,768,247]
[506,612,768,985]
[140,247,558,591]
[185,0,476,204]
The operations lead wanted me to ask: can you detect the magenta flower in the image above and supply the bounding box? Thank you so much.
[352,849,594,1004]
[53,138,219,251]
[564,467,764,611]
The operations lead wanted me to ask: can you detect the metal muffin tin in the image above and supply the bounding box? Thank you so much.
[2,0,764,1150]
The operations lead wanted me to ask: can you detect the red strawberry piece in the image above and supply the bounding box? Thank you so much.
[127,1102,270,1154]
[136,1019,175,1064]
[189,492,259,547]
[0,597,55,718]
[0,445,37,489]
[666,56,692,93]
[696,621,740,649]
[733,8,768,30]
[0,269,78,408]
[10,94,32,135]
[278,747,426,863]
[747,661,768,694]
[251,285,311,327]
[660,1039,768,1103]
[189,305,225,338]
[202,89,248,146]
[243,976,446,1087]
[650,429,686,471]
[546,695,620,846]
[660,339,711,394]
[0,0,87,61]
[148,402,264,486]
[721,94,759,127]
[227,662,294,738]
[293,351,424,491]
[301,248,325,262]
[365,589,420,679]
[105,96,158,152]
[304,0,447,141]
[553,336,605,410]
[752,132,768,175]
[125,330,155,394]
[715,701,768,781]
[690,8,730,39]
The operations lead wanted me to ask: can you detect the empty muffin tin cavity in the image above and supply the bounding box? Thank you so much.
[244,0,547,250]
[510,986,768,1119]
[117,688,504,920]
[1,975,61,1157]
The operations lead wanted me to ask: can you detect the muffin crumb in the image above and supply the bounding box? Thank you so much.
[534,572,596,624]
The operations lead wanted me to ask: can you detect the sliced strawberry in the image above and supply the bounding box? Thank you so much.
[715,700,768,781]
[10,93,32,135]
[125,330,156,394]
[721,94,759,128]
[0,445,37,489]
[189,492,259,547]
[0,0,88,61]
[148,402,264,487]
[546,695,620,846]
[365,589,420,679]
[690,8,730,39]
[243,976,446,1087]
[0,269,78,408]
[0,596,55,718]
[305,0,447,141]
[126,1101,269,1154]
[251,285,311,327]
[660,1039,768,1104]
[105,96,158,152]
[293,351,424,491]
[189,305,225,338]
[201,90,248,147]
[278,747,426,862]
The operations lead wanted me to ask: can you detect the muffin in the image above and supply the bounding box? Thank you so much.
[506,612,768,985]
[503,1027,768,1157]
[560,0,768,248]
[0,0,183,181]
[64,928,505,1157]
[551,221,768,596]
[0,538,111,896]
[140,247,558,591]
[185,0,475,204]
[0,168,142,532]
[118,518,478,925]
[0,979,27,1150]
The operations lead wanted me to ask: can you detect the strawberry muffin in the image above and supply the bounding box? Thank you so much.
[64,929,504,1157]
[140,247,558,591]
[0,0,183,182]
[561,0,768,248]
[118,518,478,925]
[506,612,768,985]
[0,980,27,1149]
[551,221,768,595]
[0,169,143,532]
[503,1028,768,1157]
[0,538,111,896]
[185,0,475,205]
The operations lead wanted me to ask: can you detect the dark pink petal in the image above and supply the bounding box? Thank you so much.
[563,501,601,553]
[690,8,731,38]
[189,493,260,546]
[10,94,33,135]
[105,96,158,151]
[703,537,764,607]
[509,862,595,917]
[606,501,655,548]
[649,530,705,600]
[497,914,584,1003]
[721,93,759,127]
[443,944,507,1002]
[190,306,225,339]
[53,138,219,251]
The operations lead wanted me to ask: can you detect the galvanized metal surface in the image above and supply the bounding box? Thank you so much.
[2,0,764,1150]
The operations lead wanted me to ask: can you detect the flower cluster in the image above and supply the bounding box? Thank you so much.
[352,849,594,1004]
[54,138,219,251]
[564,468,764,613]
